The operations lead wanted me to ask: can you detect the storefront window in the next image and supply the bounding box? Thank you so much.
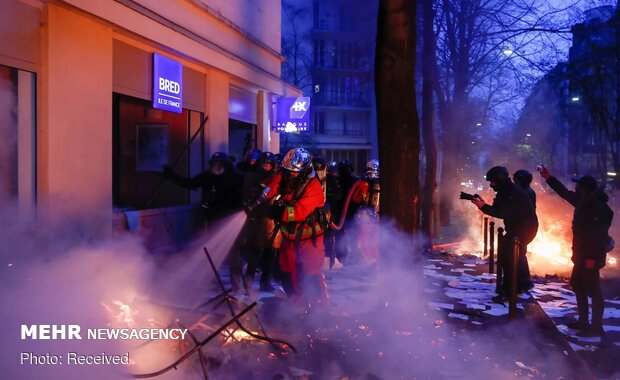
[113,93,204,210]
[0,66,18,200]
[0,65,36,212]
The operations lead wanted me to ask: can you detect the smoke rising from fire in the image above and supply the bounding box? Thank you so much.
[0,214,152,379]
[0,199,576,379]
[0,206,248,379]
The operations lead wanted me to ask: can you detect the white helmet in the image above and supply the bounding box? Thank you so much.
[281,148,312,172]
[366,159,380,179]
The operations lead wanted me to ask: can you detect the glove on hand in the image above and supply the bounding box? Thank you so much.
[271,202,286,221]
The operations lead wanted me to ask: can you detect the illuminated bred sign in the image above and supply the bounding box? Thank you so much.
[153,53,183,114]
[274,97,310,133]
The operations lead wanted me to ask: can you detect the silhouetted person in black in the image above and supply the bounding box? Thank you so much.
[539,166,613,337]
[334,159,361,264]
[163,152,244,291]
[164,152,242,219]
[471,166,538,294]
[513,169,536,209]
[324,161,341,267]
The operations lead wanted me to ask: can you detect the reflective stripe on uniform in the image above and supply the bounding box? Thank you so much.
[281,224,324,240]
[286,206,295,222]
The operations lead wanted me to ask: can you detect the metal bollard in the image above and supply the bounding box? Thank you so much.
[489,221,496,274]
[509,236,520,320]
[495,226,503,294]
[483,217,489,259]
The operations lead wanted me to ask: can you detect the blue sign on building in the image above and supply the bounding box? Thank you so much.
[153,53,183,114]
[274,97,310,133]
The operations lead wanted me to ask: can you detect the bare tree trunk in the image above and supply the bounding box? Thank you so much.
[421,0,438,246]
[375,0,420,239]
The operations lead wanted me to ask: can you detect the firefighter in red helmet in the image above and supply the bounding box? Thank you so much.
[259,147,328,306]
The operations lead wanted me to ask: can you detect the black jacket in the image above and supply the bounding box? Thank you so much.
[523,186,536,209]
[547,176,613,268]
[480,181,538,244]
[335,174,360,221]
[168,169,242,218]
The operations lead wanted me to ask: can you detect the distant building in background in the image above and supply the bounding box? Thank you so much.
[566,5,619,181]
[281,0,378,174]
[517,5,620,184]
[515,64,570,176]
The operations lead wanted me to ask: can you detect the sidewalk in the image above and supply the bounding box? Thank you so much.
[530,274,620,378]
[421,251,593,378]
[424,249,620,379]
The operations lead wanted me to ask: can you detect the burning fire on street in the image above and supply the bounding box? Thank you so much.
[101,300,139,327]
[98,289,289,379]
[221,328,261,344]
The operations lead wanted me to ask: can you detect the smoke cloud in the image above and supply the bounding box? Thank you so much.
[0,200,575,379]
[0,204,248,379]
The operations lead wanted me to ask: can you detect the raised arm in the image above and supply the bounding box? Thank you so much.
[538,165,578,207]
[163,166,208,189]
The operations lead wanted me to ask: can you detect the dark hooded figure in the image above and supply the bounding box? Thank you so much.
[163,152,243,292]
[471,166,538,294]
[539,166,613,337]
[163,152,242,219]
[513,169,536,209]
[335,159,361,264]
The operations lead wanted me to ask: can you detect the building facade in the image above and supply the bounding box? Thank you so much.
[1,0,299,250]
[566,5,619,181]
[516,5,620,183]
[281,0,378,174]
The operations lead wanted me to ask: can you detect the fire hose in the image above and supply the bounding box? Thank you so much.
[328,179,365,231]
[245,179,367,233]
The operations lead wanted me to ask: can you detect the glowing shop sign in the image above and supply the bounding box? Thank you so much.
[274,97,310,133]
[153,53,183,114]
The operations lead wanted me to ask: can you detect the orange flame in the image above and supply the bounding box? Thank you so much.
[222,328,259,344]
[100,299,138,327]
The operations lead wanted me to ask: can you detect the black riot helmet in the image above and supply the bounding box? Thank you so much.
[513,169,533,187]
[328,161,338,176]
[210,152,228,164]
[312,156,327,171]
[338,159,354,177]
[248,148,262,162]
[260,152,276,166]
[313,156,328,182]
